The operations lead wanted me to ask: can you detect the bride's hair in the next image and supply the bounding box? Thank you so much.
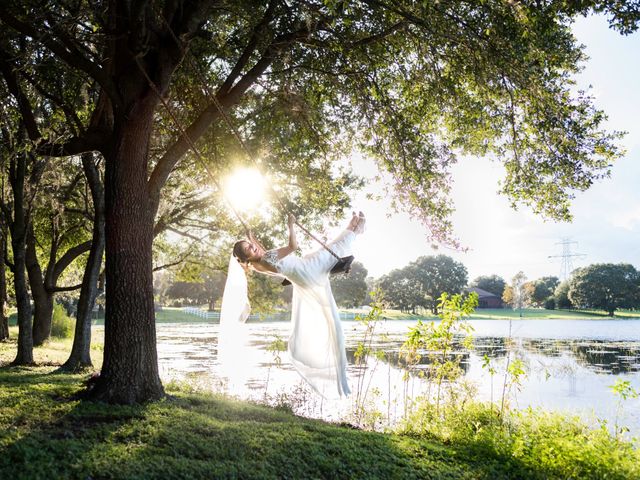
[232,240,250,263]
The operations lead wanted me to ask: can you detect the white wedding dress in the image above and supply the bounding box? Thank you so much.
[220,228,359,398]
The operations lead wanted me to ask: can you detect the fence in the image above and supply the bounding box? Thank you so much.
[182,307,360,322]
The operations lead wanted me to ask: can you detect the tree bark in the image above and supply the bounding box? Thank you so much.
[62,153,105,371]
[10,154,33,364]
[86,98,164,403]
[27,224,54,345]
[0,231,8,341]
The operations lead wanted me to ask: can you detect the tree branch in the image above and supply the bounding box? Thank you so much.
[0,8,119,103]
[0,47,41,141]
[147,24,318,198]
[51,240,92,283]
[49,283,83,293]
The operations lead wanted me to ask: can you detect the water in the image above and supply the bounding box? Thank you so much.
[149,318,640,434]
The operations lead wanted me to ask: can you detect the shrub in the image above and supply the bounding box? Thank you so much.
[543,297,555,310]
[51,303,74,338]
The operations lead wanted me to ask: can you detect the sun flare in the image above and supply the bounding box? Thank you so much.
[224,167,267,211]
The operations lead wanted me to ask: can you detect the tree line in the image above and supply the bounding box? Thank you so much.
[503,264,640,316]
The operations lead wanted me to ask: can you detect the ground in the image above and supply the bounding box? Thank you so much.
[1,364,638,480]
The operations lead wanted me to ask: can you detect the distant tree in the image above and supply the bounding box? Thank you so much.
[529,276,560,308]
[165,282,208,306]
[569,264,640,316]
[411,255,468,314]
[204,272,226,311]
[554,281,573,309]
[377,268,424,314]
[502,285,515,307]
[470,275,506,297]
[504,271,529,312]
[331,261,368,308]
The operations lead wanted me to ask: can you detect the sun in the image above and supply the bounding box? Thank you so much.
[224,167,267,211]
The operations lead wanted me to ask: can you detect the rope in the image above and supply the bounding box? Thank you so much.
[133,56,251,237]
[148,18,343,261]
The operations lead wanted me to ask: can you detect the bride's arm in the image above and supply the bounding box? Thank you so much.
[273,214,297,259]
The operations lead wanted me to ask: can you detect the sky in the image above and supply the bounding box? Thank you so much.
[342,14,640,283]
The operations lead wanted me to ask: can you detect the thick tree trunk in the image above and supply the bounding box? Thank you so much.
[0,232,8,341]
[12,238,33,364]
[87,100,164,403]
[26,226,54,345]
[62,153,105,371]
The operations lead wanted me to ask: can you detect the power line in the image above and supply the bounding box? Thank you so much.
[548,238,586,280]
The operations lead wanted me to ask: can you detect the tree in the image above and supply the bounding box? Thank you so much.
[470,275,506,297]
[26,162,94,346]
[0,225,7,341]
[568,263,640,316]
[554,280,573,309]
[411,255,468,314]
[331,261,368,308]
[504,271,529,312]
[2,1,638,402]
[61,153,106,372]
[529,276,560,308]
[165,281,208,306]
[377,268,424,313]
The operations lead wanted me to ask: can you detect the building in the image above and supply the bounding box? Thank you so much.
[465,287,504,309]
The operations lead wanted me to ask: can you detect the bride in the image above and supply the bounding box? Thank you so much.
[220,211,366,398]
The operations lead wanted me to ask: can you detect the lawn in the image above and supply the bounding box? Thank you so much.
[1,335,638,479]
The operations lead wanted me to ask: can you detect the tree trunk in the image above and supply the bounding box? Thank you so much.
[62,153,105,371]
[0,231,8,341]
[12,235,33,364]
[26,225,54,345]
[87,99,164,403]
[11,153,33,365]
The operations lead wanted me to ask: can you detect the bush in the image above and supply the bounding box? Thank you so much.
[51,303,74,338]
[543,297,555,310]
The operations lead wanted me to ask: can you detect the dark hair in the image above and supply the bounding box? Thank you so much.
[233,240,250,263]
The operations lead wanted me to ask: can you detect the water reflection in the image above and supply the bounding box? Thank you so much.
[144,318,640,435]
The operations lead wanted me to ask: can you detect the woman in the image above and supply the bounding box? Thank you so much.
[221,212,365,398]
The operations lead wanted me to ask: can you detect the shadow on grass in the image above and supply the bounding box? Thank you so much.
[0,368,559,480]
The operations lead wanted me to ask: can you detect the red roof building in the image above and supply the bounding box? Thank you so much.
[465,287,504,309]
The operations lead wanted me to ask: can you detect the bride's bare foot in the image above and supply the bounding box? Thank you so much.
[347,211,366,233]
[355,211,365,234]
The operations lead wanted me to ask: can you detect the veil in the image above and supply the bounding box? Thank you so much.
[220,252,251,325]
[218,252,252,391]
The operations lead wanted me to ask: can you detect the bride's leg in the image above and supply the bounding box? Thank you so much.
[302,212,365,273]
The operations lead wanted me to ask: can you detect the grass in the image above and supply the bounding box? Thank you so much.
[2,367,638,480]
[1,335,638,479]
[0,326,104,367]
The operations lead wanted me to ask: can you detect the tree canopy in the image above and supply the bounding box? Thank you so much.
[568,263,640,315]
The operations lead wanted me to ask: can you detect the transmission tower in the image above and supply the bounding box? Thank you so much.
[548,238,586,280]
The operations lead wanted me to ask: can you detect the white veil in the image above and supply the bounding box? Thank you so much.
[218,252,252,391]
[220,252,250,326]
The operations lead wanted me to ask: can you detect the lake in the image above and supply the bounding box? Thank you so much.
[148,318,640,435]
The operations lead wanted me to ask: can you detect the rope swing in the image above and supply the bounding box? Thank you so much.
[134,30,355,277]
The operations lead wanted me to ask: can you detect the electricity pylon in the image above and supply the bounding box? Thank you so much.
[548,238,586,280]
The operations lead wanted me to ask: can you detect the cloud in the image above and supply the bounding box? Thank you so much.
[610,205,640,231]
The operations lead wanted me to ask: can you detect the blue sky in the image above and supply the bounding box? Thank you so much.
[348,14,640,282]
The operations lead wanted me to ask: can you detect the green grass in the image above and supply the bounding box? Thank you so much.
[2,367,638,480]
[0,326,104,367]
